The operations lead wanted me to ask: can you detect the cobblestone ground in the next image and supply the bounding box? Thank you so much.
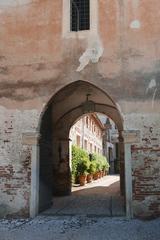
[0,216,160,240]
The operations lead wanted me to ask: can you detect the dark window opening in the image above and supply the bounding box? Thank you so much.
[71,0,90,32]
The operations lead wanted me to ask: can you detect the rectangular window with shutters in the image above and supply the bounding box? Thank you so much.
[70,0,90,31]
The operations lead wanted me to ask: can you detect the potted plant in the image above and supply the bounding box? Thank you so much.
[71,145,90,185]
[87,162,96,183]
[77,159,90,186]
[92,161,99,180]
[96,161,103,178]
[102,160,109,176]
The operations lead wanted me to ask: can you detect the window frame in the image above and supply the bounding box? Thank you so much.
[70,0,90,32]
[62,0,98,38]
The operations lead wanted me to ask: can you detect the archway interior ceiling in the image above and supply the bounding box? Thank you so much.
[52,83,115,118]
[49,81,123,133]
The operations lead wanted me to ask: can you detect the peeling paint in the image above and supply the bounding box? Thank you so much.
[76,36,104,72]
[152,88,157,109]
[130,20,141,29]
[145,79,157,108]
[146,79,156,94]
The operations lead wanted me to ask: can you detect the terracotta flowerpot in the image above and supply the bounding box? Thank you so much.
[87,174,93,183]
[79,175,87,186]
[98,171,102,178]
[93,172,99,180]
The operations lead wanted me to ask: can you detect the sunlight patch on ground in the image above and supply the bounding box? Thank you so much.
[72,175,120,192]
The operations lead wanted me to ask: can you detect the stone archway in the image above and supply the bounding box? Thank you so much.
[30,80,133,218]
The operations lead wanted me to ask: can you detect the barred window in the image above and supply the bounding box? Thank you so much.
[70,0,90,31]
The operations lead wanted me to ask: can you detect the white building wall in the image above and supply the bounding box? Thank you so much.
[69,114,103,154]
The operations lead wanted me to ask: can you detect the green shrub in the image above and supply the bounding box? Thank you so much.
[89,153,109,172]
[71,145,109,183]
[71,145,89,182]
[89,153,96,162]
[76,159,90,176]
[88,161,97,174]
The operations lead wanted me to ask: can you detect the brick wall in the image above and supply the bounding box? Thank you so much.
[0,147,31,217]
[125,114,160,219]
[0,106,39,217]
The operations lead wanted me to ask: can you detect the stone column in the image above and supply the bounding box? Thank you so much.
[22,132,40,218]
[119,141,125,196]
[122,130,140,219]
[53,138,72,196]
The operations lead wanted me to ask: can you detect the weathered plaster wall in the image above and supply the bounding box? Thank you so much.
[0,0,159,217]
[0,106,40,217]
[0,0,159,105]
[124,113,160,219]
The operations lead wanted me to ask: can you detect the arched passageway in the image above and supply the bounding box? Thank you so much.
[39,81,125,214]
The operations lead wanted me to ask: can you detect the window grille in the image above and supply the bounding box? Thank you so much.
[70,0,90,31]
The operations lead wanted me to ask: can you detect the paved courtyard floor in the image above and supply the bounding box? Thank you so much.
[43,175,125,217]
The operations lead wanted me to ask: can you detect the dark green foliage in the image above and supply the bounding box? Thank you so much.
[76,159,90,176]
[90,153,109,172]
[71,145,110,183]
[71,145,89,182]
[88,161,97,174]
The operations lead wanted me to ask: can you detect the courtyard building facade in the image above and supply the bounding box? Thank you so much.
[69,113,104,155]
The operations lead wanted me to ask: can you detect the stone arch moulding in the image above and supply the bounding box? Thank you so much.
[29,80,133,218]
[37,79,122,132]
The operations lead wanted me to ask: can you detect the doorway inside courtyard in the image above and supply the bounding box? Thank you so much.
[38,81,126,217]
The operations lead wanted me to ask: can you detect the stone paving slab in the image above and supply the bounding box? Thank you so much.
[57,196,111,216]
[112,196,125,216]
